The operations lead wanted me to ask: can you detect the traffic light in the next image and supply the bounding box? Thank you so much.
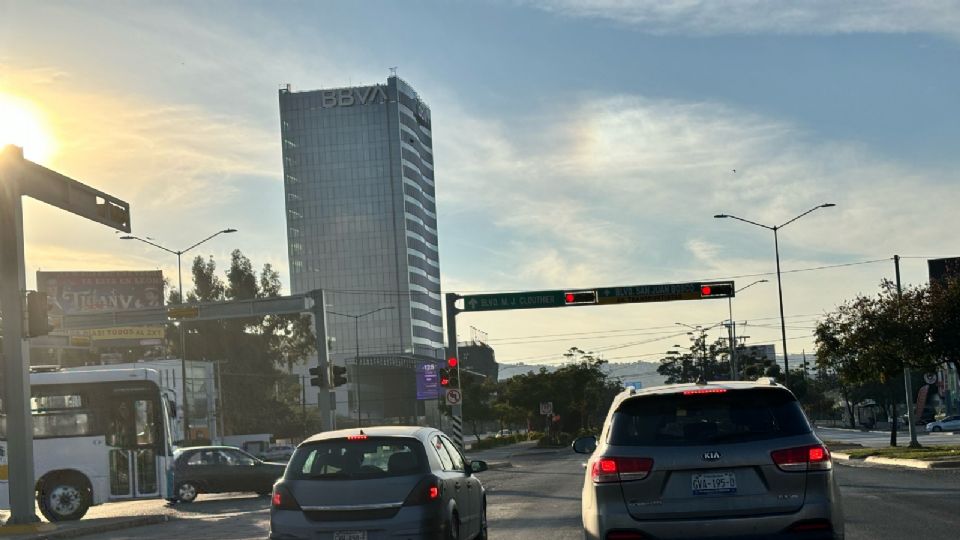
[446,357,460,388]
[698,282,735,298]
[332,366,348,387]
[308,365,326,388]
[26,291,54,337]
[564,290,597,305]
[439,368,451,387]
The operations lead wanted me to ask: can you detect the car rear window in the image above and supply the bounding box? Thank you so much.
[609,388,811,446]
[287,437,427,480]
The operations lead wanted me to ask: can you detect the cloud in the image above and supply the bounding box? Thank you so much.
[435,89,958,362]
[523,0,960,38]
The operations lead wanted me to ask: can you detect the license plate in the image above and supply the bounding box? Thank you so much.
[692,472,737,495]
[333,532,367,540]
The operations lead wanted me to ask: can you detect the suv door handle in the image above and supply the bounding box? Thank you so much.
[455,481,461,489]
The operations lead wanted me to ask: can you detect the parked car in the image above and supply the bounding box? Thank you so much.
[261,444,296,461]
[926,415,960,432]
[169,446,287,503]
[494,429,513,438]
[574,380,845,540]
[270,426,488,540]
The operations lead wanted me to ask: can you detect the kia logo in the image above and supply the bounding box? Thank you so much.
[703,451,721,461]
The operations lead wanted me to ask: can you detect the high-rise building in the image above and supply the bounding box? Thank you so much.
[278,76,443,425]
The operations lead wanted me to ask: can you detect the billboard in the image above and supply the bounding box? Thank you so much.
[929,257,960,284]
[37,271,165,342]
[416,362,440,400]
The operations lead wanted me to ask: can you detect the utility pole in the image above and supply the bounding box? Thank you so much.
[896,255,921,448]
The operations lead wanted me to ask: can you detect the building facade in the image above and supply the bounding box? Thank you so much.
[278,76,443,425]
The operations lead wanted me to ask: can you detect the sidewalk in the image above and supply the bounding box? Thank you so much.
[0,515,171,540]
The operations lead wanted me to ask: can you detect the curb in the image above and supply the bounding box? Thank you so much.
[2,515,172,540]
[832,451,960,469]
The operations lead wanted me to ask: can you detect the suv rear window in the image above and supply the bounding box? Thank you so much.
[287,437,427,480]
[609,388,811,446]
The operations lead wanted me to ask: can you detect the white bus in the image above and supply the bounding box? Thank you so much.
[0,368,175,521]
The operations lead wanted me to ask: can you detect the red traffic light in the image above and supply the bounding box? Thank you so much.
[440,376,450,387]
[700,285,712,296]
[447,357,458,368]
[698,282,734,298]
[564,290,597,305]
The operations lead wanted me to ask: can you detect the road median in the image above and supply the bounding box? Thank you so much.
[832,445,960,470]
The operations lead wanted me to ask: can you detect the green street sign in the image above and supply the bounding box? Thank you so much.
[597,281,734,305]
[460,290,566,312]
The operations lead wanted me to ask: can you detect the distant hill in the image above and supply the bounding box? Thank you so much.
[498,360,667,390]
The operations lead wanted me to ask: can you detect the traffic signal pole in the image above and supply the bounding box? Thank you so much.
[445,293,464,449]
[309,290,335,432]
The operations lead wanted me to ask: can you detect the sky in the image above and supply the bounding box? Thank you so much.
[1,0,958,368]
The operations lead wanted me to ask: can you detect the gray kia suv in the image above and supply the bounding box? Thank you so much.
[573,379,844,540]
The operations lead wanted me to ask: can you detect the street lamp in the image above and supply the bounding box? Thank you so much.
[726,279,769,380]
[328,306,395,427]
[121,227,237,440]
[715,204,835,386]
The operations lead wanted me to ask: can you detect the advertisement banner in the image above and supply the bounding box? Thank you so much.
[37,271,165,342]
[416,362,440,400]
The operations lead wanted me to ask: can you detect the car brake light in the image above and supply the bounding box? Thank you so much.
[788,519,833,532]
[404,476,442,506]
[682,388,727,395]
[347,434,368,440]
[591,457,653,483]
[271,485,301,511]
[606,531,646,539]
[771,444,832,472]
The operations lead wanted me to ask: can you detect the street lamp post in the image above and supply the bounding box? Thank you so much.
[328,306,395,427]
[727,279,769,380]
[121,228,237,440]
[715,204,835,387]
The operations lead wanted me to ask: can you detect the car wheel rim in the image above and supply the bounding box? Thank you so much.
[179,483,196,500]
[49,485,81,516]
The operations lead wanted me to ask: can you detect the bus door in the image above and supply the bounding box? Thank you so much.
[106,396,161,499]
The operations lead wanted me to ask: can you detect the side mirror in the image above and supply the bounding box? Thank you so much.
[469,460,488,474]
[572,436,597,454]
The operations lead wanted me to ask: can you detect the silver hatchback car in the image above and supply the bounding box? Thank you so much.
[270,426,488,540]
[574,380,844,540]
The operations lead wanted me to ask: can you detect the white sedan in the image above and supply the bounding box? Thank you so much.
[925,415,960,432]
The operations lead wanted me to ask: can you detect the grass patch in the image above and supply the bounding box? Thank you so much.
[844,446,960,460]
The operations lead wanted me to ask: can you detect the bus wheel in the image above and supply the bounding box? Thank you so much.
[176,481,199,503]
[37,474,90,522]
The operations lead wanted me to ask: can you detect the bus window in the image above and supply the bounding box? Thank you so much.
[135,400,156,446]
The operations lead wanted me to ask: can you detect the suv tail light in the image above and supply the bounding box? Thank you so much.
[272,484,301,511]
[771,444,832,472]
[403,475,442,506]
[591,457,653,483]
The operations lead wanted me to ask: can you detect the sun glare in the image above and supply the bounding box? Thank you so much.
[0,93,54,164]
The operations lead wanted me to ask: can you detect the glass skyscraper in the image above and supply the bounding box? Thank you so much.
[279,76,442,424]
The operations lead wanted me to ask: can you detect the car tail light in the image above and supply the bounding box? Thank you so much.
[771,444,832,472]
[606,531,646,539]
[788,519,833,532]
[271,485,301,511]
[404,476,442,506]
[591,457,653,483]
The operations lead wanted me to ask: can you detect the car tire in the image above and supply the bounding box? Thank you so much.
[449,512,460,540]
[37,475,90,522]
[477,500,488,540]
[932,426,942,432]
[176,481,199,503]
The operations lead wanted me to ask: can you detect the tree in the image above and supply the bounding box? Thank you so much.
[815,280,938,446]
[169,250,315,440]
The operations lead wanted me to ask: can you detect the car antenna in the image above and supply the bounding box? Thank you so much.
[359,429,365,436]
